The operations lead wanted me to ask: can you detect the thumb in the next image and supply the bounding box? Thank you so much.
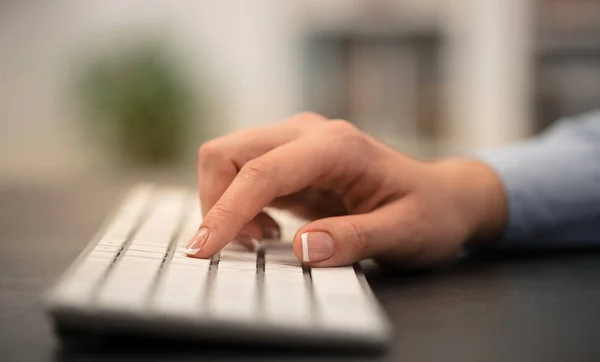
[292,202,420,267]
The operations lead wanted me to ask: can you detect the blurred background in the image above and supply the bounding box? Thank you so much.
[1,0,600,185]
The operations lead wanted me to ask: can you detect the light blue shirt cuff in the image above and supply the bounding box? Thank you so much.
[475,112,600,250]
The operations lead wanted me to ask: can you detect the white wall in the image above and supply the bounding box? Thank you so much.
[0,0,301,182]
[443,0,534,152]
[0,0,534,182]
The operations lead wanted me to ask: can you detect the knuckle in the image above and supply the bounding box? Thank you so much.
[343,218,368,255]
[326,119,358,134]
[208,202,245,224]
[196,140,228,171]
[198,140,221,160]
[239,160,280,198]
[326,119,369,149]
[296,111,328,122]
[240,160,275,184]
[288,111,328,125]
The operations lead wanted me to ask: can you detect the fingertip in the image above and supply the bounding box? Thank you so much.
[183,248,200,256]
[300,232,310,262]
[184,227,210,256]
[292,232,304,262]
[292,229,337,267]
[184,246,212,259]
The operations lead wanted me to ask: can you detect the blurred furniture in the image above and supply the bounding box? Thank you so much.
[3,180,600,361]
[302,23,443,157]
[535,0,600,131]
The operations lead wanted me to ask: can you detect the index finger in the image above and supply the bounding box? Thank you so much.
[186,130,347,258]
[194,114,327,249]
[197,113,325,214]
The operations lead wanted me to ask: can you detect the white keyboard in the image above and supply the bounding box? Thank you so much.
[45,184,391,349]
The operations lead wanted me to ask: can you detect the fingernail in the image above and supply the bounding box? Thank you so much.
[184,227,209,255]
[300,231,334,262]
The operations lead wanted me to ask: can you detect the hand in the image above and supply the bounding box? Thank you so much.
[185,112,507,268]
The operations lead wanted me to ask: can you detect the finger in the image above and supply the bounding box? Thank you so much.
[196,129,290,216]
[193,114,326,255]
[269,188,348,220]
[235,221,264,250]
[254,211,281,241]
[197,112,327,215]
[233,211,281,250]
[291,201,421,267]
[188,125,357,258]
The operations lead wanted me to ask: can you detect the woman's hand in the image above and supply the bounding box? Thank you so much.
[185,112,507,268]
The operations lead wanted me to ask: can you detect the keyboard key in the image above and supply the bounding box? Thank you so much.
[170,254,211,267]
[88,249,118,260]
[175,205,202,248]
[49,186,153,306]
[97,190,187,310]
[264,249,310,326]
[51,256,113,306]
[264,245,301,266]
[96,259,161,310]
[96,185,153,247]
[153,263,209,315]
[93,245,120,253]
[311,267,379,332]
[220,250,257,264]
[128,245,167,253]
[155,204,207,316]
[127,189,186,250]
[209,260,257,321]
[124,250,165,260]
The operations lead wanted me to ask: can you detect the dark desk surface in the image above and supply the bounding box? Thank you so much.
[2,180,600,362]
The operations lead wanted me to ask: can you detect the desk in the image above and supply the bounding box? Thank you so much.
[2,180,600,362]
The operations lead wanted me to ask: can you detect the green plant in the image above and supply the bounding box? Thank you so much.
[80,39,194,165]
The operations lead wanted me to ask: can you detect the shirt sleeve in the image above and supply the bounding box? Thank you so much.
[476,110,600,249]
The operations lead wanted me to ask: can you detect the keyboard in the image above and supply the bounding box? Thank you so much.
[45,184,392,349]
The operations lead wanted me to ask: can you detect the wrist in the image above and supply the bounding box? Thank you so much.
[433,158,508,248]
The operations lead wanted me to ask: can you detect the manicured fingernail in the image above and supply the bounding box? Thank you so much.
[184,227,209,255]
[300,231,334,262]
